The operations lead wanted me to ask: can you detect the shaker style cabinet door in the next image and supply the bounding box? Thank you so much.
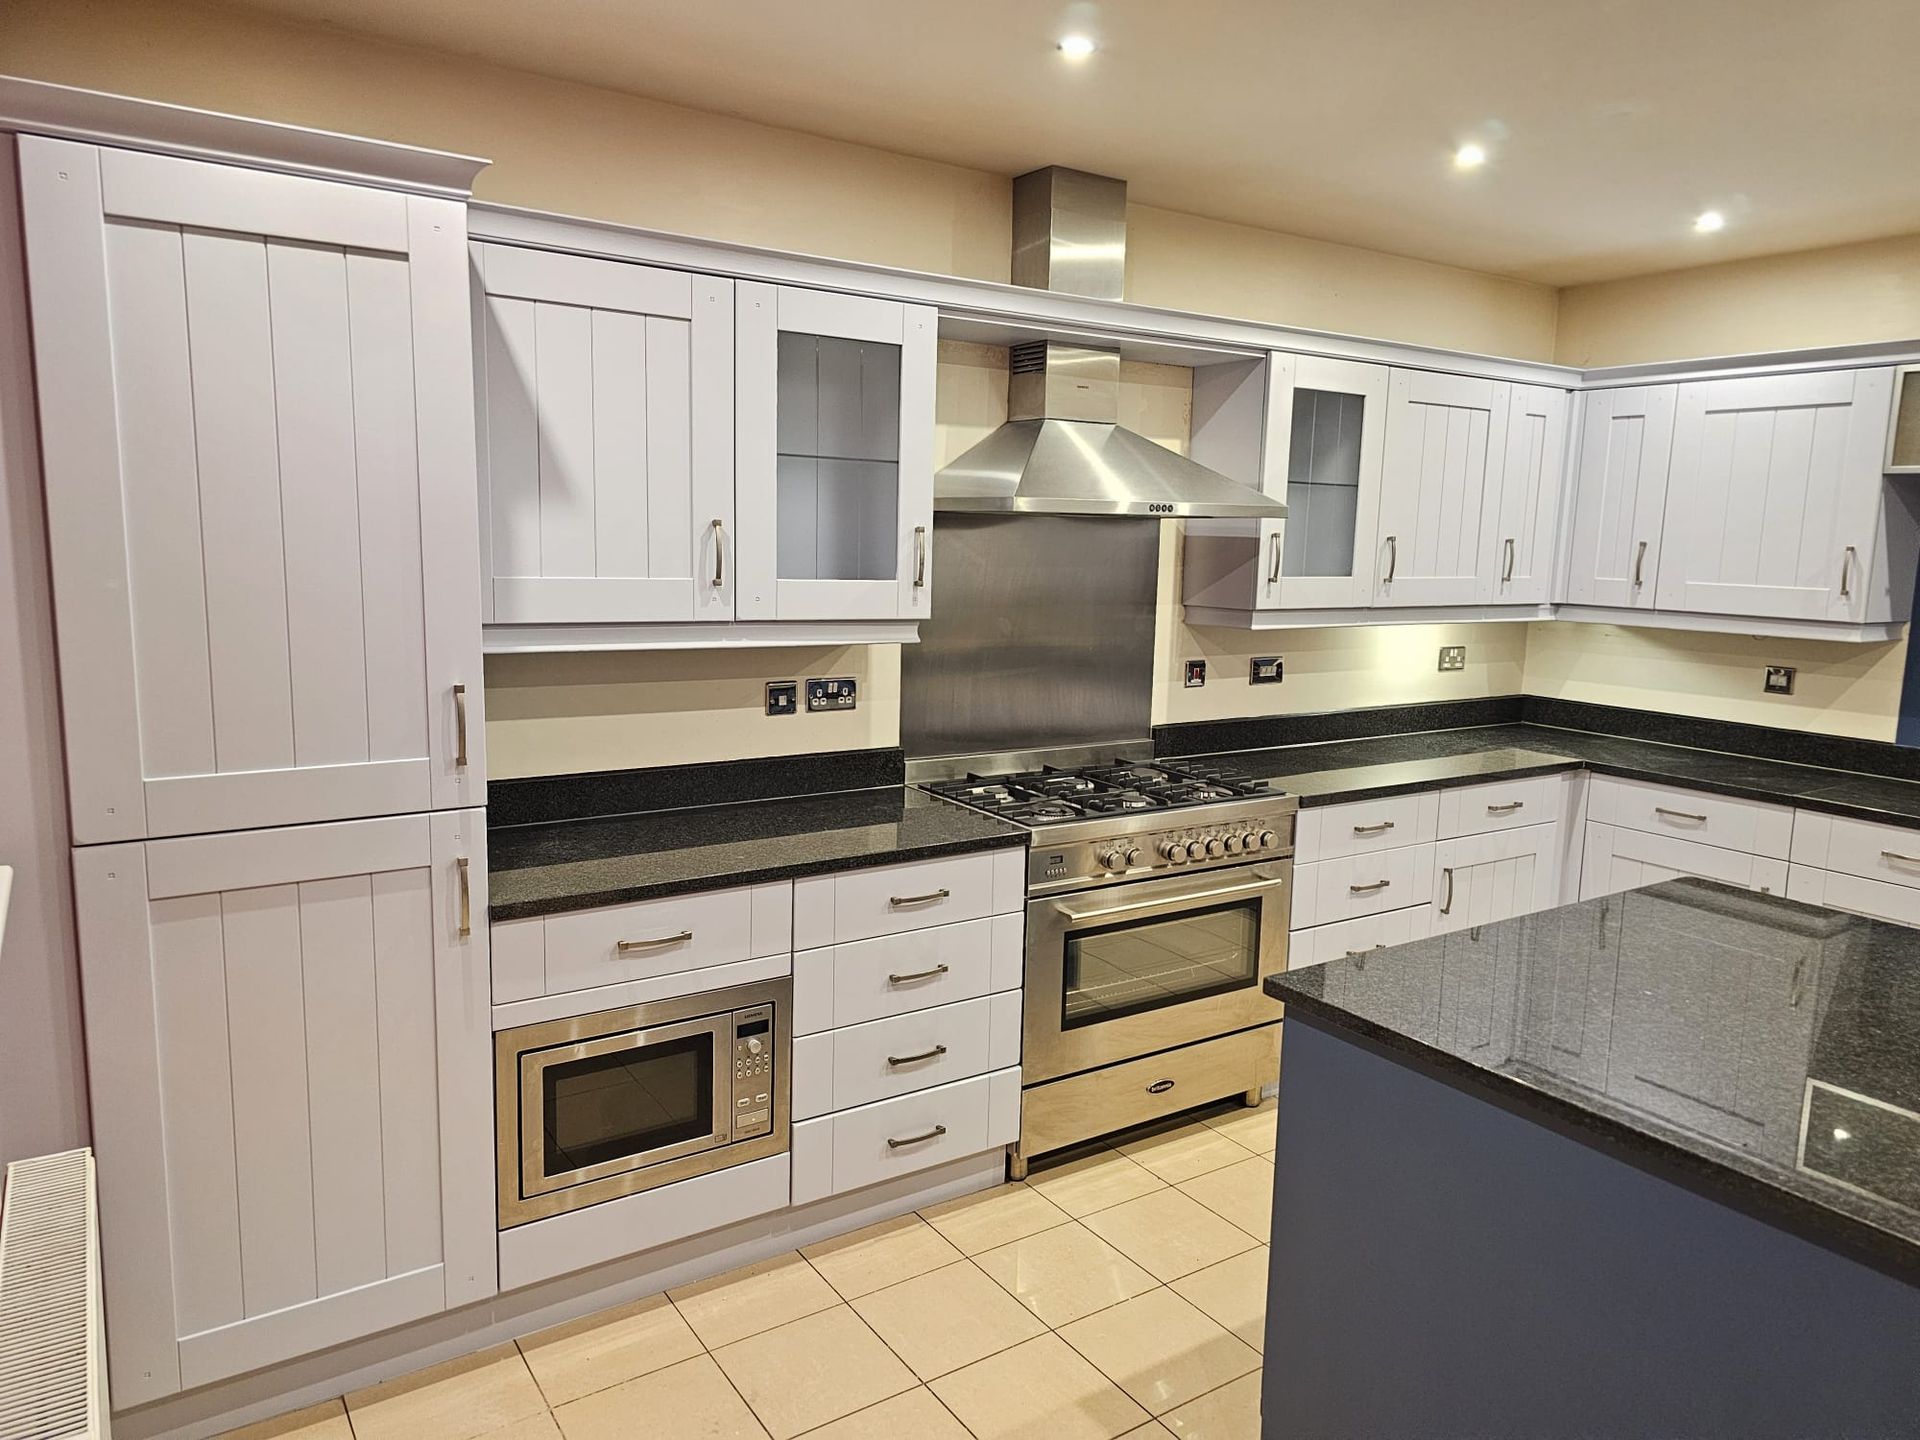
[1654,368,1897,623]
[1479,384,1568,605]
[18,138,485,844]
[1262,354,1390,610]
[474,243,734,625]
[734,282,936,622]
[1373,370,1509,607]
[71,810,493,1404]
[1562,384,1677,609]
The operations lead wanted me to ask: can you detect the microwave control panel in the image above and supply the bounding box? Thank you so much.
[732,1005,776,1138]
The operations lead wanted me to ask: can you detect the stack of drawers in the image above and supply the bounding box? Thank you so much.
[1579,776,1790,900]
[790,849,1026,1204]
[1789,811,1920,925]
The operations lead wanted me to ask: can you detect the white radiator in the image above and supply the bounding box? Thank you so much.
[0,1149,109,1439]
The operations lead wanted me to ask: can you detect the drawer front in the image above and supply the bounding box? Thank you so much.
[1290,905,1434,967]
[1436,774,1562,839]
[792,912,1024,1035]
[792,992,1020,1119]
[538,882,790,998]
[790,1067,1020,1203]
[1790,810,1920,892]
[793,850,1018,949]
[1293,844,1435,928]
[1296,791,1439,864]
[1588,776,1791,858]
[1787,864,1920,926]
[1580,823,1787,901]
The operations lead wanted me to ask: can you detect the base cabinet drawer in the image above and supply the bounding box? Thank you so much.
[1296,791,1439,863]
[1588,776,1791,857]
[792,992,1021,1119]
[1580,823,1787,901]
[1292,844,1435,928]
[1437,774,1563,839]
[793,913,1024,1034]
[790,1067,1020,1204]
[793,849,1024,948]
[1787,864,1920,926]
[1790,810,1920,893]
[1290,905,1435,967]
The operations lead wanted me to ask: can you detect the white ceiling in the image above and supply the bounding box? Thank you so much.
[229,0,1920,285]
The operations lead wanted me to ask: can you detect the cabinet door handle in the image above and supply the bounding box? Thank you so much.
[1267,529,1284,584]
[914,525,929,588]
[887,1044,948,1068]
[1345,944,1385,960]
[1349,879,1391,894]
[617,930,694,953]
[711,517,726,589]
[1632,538,1647,588]
[453,683,469,769]
[889,888,950,908]
[1840,544,1857,599]
[1503,536,1515,583]
[1352,821,1395,836]
[1789,956,1807,1009]
[1654,807,1707,824]
[1383,534,1397,585]
[1440,866,1455,915]
[456,856,471,938]
[887,1124,948,1150]
[888,963,951,985]
[1486,801,1524,814]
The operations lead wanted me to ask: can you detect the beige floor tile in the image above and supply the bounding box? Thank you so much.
[1160,1371,1263,1439]
[851,1259,1046,1379]
[669,1251,840,1348]
[794,1385,971,1439]
[1177,1157,1275,1241]
[1198,1100,1277,1156]
[347,1343,549,1440]
[975,1220,1159,1328]
[1081,1188,1260,1282]
[920,1181,1071,1254]
[801,1212,962,1299]
[929,1332,1149,1440]
[1169,1247,1268,1352]
[712,1305,915,1439]
[477,1417,563,1440]
[1115,1121,1257,1184]
[215,1398,353,1440]
[1026,1148,1167,1218]
[1058,1289,1259,1416]
[518,1291,703,1407]
[1120,1426,1177,1438]
[553,1353,766,1440]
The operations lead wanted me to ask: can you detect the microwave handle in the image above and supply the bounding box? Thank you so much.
[1053,871,1286,926]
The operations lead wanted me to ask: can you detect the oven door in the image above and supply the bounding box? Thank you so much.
[1025,861,1290,1083]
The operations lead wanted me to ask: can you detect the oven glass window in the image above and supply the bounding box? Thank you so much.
[541,1032,713,1176]
[1063,900,1260,1029]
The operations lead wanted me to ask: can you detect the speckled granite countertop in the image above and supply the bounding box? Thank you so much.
[489,786,1025,921]
[1271,878,1920,1282]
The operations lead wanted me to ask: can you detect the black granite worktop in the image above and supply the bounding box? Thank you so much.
[489,784,1024,921]
[1271,878,1920,1282]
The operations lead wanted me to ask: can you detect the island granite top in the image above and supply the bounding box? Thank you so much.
[1270,877,1920,1283]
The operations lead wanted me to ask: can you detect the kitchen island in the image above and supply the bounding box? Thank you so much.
[1264,878,1920,1439]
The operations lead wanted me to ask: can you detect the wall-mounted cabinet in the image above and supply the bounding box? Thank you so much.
[1374,371,1509,608]
[1561,384,1676,611]
[1480,384,1567,606]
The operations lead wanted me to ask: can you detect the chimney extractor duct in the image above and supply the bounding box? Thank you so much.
[935,167,1285,520]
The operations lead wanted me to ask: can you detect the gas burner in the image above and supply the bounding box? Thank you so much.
[921,753,1289,830]
[1158,759,1267,792]
[926,781,1029,812]
[1081,764,1169,790]
[1145,781,1240,806]
[1003,769,1100,799]
[1001,799,1085,824]
[1079,791,1165,815]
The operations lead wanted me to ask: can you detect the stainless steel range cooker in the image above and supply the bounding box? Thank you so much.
[916,746,1299,1177]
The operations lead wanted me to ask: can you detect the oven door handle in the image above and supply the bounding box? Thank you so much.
[1052,871,1288,926]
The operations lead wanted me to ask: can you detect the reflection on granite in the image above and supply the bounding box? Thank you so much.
[490,787,1024,921]
[1271,878,1920,1279]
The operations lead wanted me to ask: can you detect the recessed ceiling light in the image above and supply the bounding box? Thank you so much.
[1694,209,1727,234]
[1453,143,1488,170]
[1057,34,1096,60]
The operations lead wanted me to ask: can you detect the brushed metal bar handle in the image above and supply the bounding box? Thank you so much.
[1055,872,1289,924]
[1440,866,1455,915]
[1654,807,1707,824]
[453,684,469,769]
[1486,801,1524,814]
[1345,945,1386,958]
[1840,544,1857,599]
[1383,534,1397,585]
[1789,956,1806,1009]
[1267,529,1284,584]
[887,1044,949,1068]
[1632,539,1647,588]
[616,930,693,953]
[1881,850,1920,866]
[887,1124,948,1150]
[1349,879,1391,894]
[1351,821,1395,835]
[914,525,928,588]
[456,856,471,939]
[888,963,951,985]
[889,888,951,908]
[711,518,726,588]
[1503,536,1515,583]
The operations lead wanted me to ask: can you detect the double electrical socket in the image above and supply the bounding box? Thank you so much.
[765,678,860,714]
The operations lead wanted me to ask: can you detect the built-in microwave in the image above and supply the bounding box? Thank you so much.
[494,978,791,1228]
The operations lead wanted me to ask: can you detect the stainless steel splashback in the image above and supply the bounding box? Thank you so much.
[899,514,1160,759]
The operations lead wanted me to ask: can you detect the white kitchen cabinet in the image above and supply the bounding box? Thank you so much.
[1430,824,1560,935]
[1578,823,1787,900]
[1655,368,1899,623]
[1269,356,1390,608]
[1563,385,1677,609]
[1479,384,1568,605]
[735,283,936,621]
[70,811,493,1404]
[474,243,733,625]
[18,138,484,844]
[1374,370,1508,607]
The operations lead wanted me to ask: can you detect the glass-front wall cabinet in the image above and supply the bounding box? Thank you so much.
[1265,355,1389,610]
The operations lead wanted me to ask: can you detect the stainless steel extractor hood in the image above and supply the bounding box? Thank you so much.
[935,167,1285,520]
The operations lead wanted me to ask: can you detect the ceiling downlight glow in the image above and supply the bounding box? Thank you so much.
[1057,34,1097,60]
[1453,142,1488,170]
[1694,209,1727,234]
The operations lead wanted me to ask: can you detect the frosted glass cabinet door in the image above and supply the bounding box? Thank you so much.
[17,138,485,844]
[474,243,734,625]
[1374,370,1509,607]
[1479,384,1569,605]
[735,282,936,621]
[1563,385,1677,610]
[1261,355,1390,610]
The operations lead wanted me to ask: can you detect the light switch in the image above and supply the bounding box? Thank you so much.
[765,681,798,716]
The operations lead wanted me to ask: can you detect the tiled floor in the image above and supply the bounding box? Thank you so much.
[219,1102,1276,1440]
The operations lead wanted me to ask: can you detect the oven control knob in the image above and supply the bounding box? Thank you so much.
[1100,848,1127,870]
[1121,845,1142,868]
[1160,840,1188,864]
[746,1037,764,1055]
[1222,834,1240,854]
[1257,829,1278,851]
[1185,840,1206,861]
[1241,832,1262,852]
[1204,837,1226,858]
